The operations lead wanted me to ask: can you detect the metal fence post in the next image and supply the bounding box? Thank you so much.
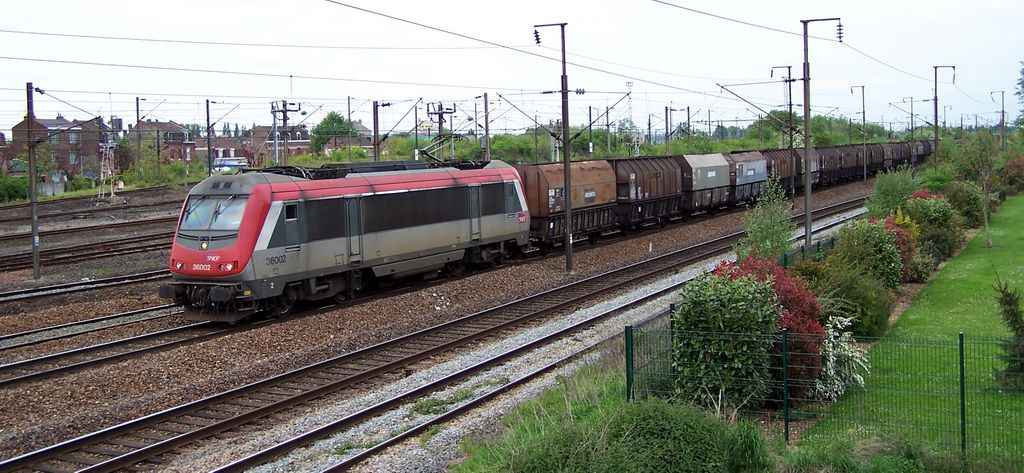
[625,325,635,402]
[668,305,676,376]
[958,332,967,460]
[783,328,790,442]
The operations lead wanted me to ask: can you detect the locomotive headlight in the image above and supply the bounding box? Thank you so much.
[224,262,235,271]
[174,260,184,270]
[200,241,209,250]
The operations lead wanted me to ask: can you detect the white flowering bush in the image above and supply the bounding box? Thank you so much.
[814,297,870,402]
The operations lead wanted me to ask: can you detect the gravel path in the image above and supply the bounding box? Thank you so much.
[0,180,873,463]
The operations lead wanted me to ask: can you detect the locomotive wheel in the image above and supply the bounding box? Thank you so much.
[273,289,297,317]
[445,260,467,277]
[489,256,505,268]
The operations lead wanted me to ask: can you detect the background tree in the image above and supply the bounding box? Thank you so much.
[1015,60,1023,125]
[735,174,793,261]
[310,111,357,154]
[956,131,1004,247]
[993,272,1024,393]
[114,136,134,173]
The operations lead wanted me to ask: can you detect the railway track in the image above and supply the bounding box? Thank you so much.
[0,320,227,388]
[0,270,170,303]
[233,203,868,472]
[0,304,178,351]
[0,200,183,225]
[0,184,182,213]
[0,216,178,244]
[0,197,867,472]
[0,231,174,272]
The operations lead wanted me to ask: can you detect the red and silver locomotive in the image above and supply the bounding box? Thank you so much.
[159,161,529,322]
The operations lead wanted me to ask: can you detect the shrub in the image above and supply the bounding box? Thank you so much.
[906,253,938,283]
[791,257,894,338]
[775,311,826,403]
[919,165,954,193]
[673,273,779,416]
[714,257,824,403]
[890,208,920,242]
[993,274,1024,393]
[909,188,942,200]
[1001,157,1024,192]
[0,173,29,202]
[714,257,823,323]
[736,174,793,261]
[866,165,916,218]
[943,180,983,228]
[814,298,869,402]
[70,175,94,191]
[832,219,902,289]
[880,215,917,282]
[726,421,773,473]
[600,400,731,472]
[906,195,962,261]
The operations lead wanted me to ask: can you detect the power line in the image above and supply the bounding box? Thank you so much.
[317,0,776,106]
[648,0,958,86]
[649,0,833,40]
[0,56,543,92]
[0,28,522,50]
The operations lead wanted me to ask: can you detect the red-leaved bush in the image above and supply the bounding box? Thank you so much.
[910,189,943,200]
[879,215,917,282]
[714,257,824,403]
[714,257,823,323]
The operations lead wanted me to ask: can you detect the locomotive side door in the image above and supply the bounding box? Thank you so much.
[284,202,300,252]
[468,185,481,242]
[346,197,362,266]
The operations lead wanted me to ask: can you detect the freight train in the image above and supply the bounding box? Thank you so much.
[159,140,932,322]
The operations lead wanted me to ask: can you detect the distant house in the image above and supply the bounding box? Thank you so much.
[9,114,106,177]
[129,119,197,163]
[250,124,312,166]
[0,131,8,170]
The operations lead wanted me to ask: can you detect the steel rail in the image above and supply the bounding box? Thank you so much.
[0,321,222,388]
[0,304,178,351]
[0,216,178,243]
[0,270,170,303]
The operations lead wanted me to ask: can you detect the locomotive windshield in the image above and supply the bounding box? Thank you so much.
[180,195,248,231]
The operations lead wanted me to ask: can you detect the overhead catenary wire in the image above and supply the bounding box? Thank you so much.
[0,56,545,93]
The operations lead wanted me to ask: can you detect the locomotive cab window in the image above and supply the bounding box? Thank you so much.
[285,203,298,220]
[180,195,249,231]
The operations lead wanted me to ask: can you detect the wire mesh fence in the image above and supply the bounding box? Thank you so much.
[625,308,1024,468]
[778,235,836,268]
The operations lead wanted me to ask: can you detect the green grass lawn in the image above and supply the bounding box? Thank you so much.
[800,195,1024,469]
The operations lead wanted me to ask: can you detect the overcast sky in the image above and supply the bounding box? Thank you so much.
[2,0,1021,139]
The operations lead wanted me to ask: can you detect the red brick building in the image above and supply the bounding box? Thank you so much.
[128,120,197,163]
[8,115,111,178]
[250,124,311,166]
